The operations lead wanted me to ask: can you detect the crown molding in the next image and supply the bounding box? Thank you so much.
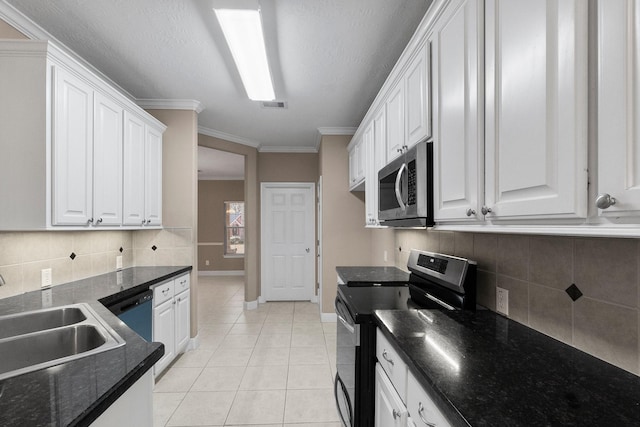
[315,126,358,150]
[137,99,204,113]
[198,126,261,149]
[259,145,318,153]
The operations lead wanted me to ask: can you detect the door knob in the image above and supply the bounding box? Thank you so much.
[595,193,616,209]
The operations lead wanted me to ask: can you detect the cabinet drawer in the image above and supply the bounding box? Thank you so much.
[377,328,408,403]
[152,280,174,306]
[174,274,190,295]
[407,370,452,427]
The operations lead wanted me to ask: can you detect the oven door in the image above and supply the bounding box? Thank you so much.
[335,296,358,426]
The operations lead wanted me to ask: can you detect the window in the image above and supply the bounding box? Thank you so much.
[224,201,245,256]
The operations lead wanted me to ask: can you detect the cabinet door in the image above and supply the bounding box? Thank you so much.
[52,66,94,225]
[432,0,483,222]
[386,83,405,162]
[153,298,175,376]
[407,371,452,427]
[123,112,146,226]
[348,135,365,190]
[374,105,387,171]
[93,92,123,225]
[405,41,431,146]
[174,289,190,354]
[144,125,163,226]
[597,0,640,217]
[375,364,407,427]
[364,122,377,225]
[484,0,588,220]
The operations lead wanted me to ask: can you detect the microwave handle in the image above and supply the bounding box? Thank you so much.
[395,163,407,211]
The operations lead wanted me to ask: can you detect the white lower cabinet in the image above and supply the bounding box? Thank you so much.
[90,370,153,427]
[407,371,451,427]
[375,363,408,427]
[152,274,190,376]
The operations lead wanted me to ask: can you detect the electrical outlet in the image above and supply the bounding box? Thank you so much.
[496,287,509,316]
[116,255,123,270]
[383,250,388,262]
[41,268,52,288]
[205,260,210,266]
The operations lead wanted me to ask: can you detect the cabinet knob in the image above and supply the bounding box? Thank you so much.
[466,209,476,217]
[305,248,310,253]
[392,409,401,420]
[596,193,616,209]
[481,206,492,215]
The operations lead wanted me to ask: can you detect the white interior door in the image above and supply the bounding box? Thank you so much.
[261,183,315,301]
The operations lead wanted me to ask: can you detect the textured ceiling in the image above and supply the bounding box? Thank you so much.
[6,0,432,151]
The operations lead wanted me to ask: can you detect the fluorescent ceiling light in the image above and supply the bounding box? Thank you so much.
[214,8,275,101]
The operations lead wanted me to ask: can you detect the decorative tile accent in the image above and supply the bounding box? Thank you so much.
[119,247,123,253]
[566,284,583,302]
[69,252,76,260]
[152,245,157,251]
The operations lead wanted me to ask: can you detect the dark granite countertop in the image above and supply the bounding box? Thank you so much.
[336,266,410,285]
[375,309,640,426]
[0,266,192,427]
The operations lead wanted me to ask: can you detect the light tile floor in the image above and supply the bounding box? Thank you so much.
[153,275,341,427]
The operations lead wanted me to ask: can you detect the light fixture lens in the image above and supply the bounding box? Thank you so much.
[215,8,275,101]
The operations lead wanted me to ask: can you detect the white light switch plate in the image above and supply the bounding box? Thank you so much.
[496,287,509,316]
[41,268,52,288]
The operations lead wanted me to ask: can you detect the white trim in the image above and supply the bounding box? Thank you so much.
[198,270,244,276]
[198,242,224,246]
[311,293,318,303]
[434,224,640,238]
[198,176,245,181]
[259,295,267,304]
[187,335,199,351]
[198,126,261,149]
[259,145,318,153]
[243,300,258,310]
[315,127,358,150]
[321,313,337,323]
[137,99,204,113]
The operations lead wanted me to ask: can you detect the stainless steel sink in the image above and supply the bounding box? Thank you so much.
[0,304,125,380]
[0,306,87,339]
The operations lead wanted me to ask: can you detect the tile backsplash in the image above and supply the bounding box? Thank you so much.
[0,228,193,299]
[394,229,640,376]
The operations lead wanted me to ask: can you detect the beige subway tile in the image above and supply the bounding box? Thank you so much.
[122,249,134,268]
[121,231,133,251]
[473,233,497,272]
[133,229,157,250]
[134,248,155,266]
[91,253,110,276]
[173,228,193,247]
[529,236,573,290]
[439,231,455,254]
[496,275,528,325]
[476,271,496,310]
[90,231,110,254]
[71,254,92,281]
[50,257,73,286]
[0,232,23,266]
[574,298,638,374]
[49,232,74,259]
[574,238,638,307]
[22,260,51,292]
[22,232,50,262]
[529,284,572,344]
[155,248,173,266]
[155,229,174,248]
[0,265,23,298]
[173,247,193,266]
[454,232,474,260]
[497,234,529,280]
[72,232,93,255]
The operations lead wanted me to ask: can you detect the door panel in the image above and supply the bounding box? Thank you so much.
[262,184,315,301]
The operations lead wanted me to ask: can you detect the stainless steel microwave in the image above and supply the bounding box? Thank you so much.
[378,141,433,227]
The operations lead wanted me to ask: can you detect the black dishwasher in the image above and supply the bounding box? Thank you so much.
[107,289,153,341]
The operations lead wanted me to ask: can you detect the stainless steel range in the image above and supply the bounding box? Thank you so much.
[334,250,477,427]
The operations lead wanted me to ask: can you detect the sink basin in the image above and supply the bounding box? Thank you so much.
[0,304,124,380]
[0,306,87,339]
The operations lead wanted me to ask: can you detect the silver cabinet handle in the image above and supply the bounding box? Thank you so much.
[418,402,437,426]
[382,350,394,365]
[306,248,310,253]
[96,217,103,224]
[596,193,616,209]
[392,409,401,420]
[481,206,492,215]
[87,218,94,224]
[466,209,476,217]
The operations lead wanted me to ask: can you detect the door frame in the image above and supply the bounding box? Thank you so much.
[260,182,317,303]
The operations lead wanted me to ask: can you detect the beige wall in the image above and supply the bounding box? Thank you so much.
[0,18,27,39]
[258,152,319,182]
[198,134,259,301]
[394,229,640,376]
[198,180,245,272]
[319,135,373,313]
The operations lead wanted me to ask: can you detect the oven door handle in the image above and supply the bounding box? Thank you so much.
[334,373,353,427]
[337,310,355,334]
[394,163,407,211]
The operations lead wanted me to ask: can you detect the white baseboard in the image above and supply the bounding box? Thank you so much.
[244,300,258,310]
[311,293,318,303]
[198,270,244,276]
[258,295,267,304]
[321,313,337,323]
[187,334,199,351]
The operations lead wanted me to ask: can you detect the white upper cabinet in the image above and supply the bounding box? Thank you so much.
[597,0,640,218]
[484,0,588,221]
[0,40,165,230]
[348,134,366,191]
[405,40,431,147]
[52,66,94,225]
[93,92,123,226]
[363,121,377,226]
[431,0,484,222]
[123,112,146,226]
[144,125,163,226]
[385,82,405,162]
